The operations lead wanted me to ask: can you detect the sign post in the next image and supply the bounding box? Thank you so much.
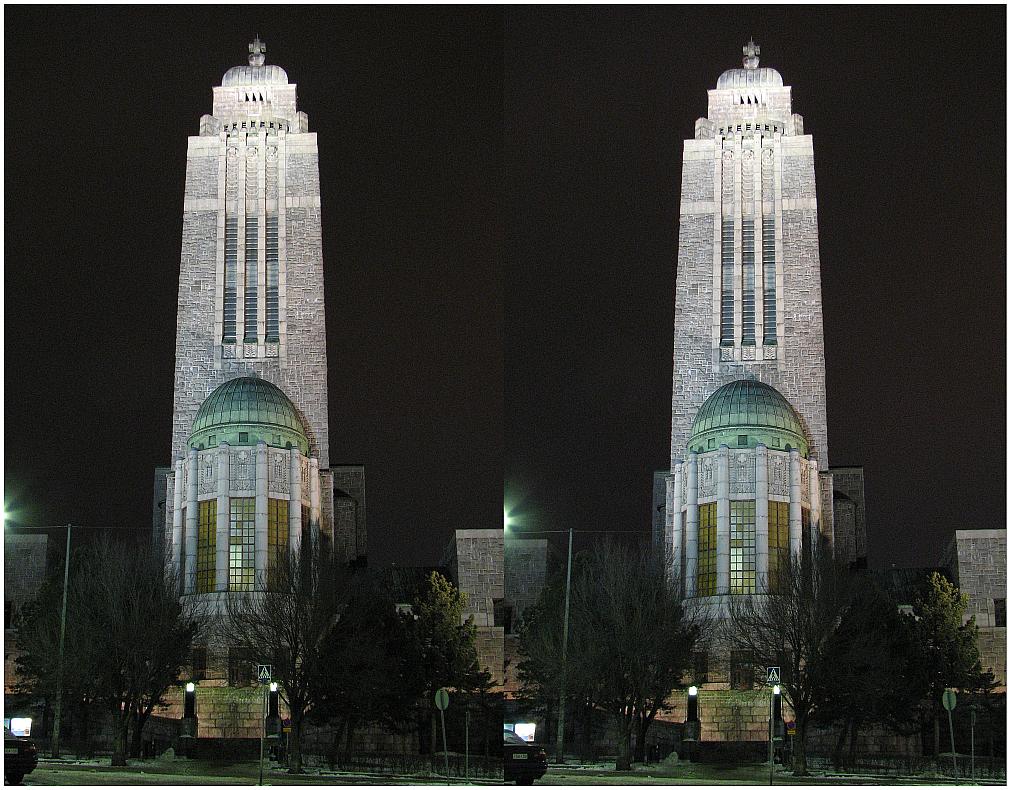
[435,687,450,778]
[970,707,975,779]
[258,665,272,786]
[465,707,470,780]
[942,689,957,780]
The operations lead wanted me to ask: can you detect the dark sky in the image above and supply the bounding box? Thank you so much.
[5,8,1005,570]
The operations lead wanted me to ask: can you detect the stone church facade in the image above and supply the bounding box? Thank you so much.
[658,41,844,735]
[152,38,366,739]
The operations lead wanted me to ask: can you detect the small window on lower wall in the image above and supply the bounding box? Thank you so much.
[693,650,708,684]
[995,598,1006,627]
[227,647,255,687]
[730,650,755,690]
[191,646,207,681]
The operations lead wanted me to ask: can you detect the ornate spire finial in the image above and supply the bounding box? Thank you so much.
[248,35,266,67]
[742,38,760,70]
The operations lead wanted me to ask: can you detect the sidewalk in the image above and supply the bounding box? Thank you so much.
[544,761,1005,786]
[36,756,504,785]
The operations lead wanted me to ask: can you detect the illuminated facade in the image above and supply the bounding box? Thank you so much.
[664,41,835,612]
[153,39,366,724]
[655,44,836,736]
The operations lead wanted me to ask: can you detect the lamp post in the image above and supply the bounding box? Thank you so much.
[769,684,781,785]
[4,522,138,758]
[555,527,573,764]
[50,524,72,758]
[503,517,649,765]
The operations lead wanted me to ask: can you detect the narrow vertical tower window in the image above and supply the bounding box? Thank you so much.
[223,217,238,343]
[244,216,259,342]
[720,219,735,346]
[266,214,280,341]
[741,219,755,345]
[762,217,776,344]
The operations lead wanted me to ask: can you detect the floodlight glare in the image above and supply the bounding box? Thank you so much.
[688,685,698,696]
[270,682,278,692]
[185,682,195,693]
[773,685,780,695]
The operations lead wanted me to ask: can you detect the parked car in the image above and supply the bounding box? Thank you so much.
[503,728,548,785]
[4,726,38,784]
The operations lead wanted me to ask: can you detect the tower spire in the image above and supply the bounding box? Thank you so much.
[742,38,760,69]
[248,35,266,67]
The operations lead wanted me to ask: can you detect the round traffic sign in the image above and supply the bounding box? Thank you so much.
[435,687,450,711]
[941,689,957,711]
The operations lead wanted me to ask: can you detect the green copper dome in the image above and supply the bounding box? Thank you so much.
[189,377,309,454]
[689,379,808,456]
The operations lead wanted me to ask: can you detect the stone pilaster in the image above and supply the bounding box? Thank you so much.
[789,449,802,557]
[716,445,730,595]
[289,448,302,558]
[309,457,321,544]
[671,462,684,592]
[755,444,769,592]
[216,443,229,591]
[255,441,268,588]
[172,458,184,586]
[185,449,198,594]
[685,453,699,597]
[808,458,820,549]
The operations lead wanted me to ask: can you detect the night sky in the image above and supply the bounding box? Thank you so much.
[5,8,1005,570]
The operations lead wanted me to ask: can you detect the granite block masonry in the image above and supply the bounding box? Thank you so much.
[150,38,369,742]
[444,529,505,684]
[943,529,1007,688]
[660,40,838,737]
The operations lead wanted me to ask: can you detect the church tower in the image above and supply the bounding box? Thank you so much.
[665,41,834,612]
[158,37,366,610]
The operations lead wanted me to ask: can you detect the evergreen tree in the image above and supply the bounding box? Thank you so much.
[911,572,995,756]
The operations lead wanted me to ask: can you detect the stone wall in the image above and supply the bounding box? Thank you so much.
[4,534,48,625]
[331,465,367,563]
[443,529,505,683]
[656,688,770,742]
[947,529,1007,686]
[830,466,867,566]
[503,538,549,633]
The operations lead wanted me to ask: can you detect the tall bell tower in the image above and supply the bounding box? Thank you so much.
[665,41,834,604]
[154,38,366,601]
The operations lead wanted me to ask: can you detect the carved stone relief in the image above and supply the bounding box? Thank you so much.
[233,450,254,491]
[198,454,216,495]
[272,452,290,494]
[769,453,789,498]
[699,457,715,499]
[730,451,755,494]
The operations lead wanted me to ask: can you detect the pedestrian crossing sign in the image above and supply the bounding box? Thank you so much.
[258,664,272,684]
[766,666,780,685]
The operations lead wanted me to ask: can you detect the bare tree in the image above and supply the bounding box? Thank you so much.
[724,539,852,776]
[55,537,205,765]
[567,540,703,769]
[222,541,349,773]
